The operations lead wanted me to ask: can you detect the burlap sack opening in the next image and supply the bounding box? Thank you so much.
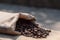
[0,13,35,35]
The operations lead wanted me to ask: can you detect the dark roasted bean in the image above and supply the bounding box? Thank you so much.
[37,35,41,38]
[33,35,38,38]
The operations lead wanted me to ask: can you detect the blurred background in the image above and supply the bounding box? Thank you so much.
[0,0,60,9]
[0,0,60,31]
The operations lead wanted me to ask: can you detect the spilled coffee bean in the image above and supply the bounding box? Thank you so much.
[15,18,51,38]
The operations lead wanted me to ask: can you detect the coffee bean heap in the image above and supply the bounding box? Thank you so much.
[15,18,51,38]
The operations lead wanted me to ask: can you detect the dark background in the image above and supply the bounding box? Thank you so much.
[0,0,60,9]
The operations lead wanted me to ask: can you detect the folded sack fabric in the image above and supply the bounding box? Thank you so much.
[0,12,20,35]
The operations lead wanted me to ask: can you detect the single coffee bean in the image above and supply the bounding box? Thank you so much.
[37,32,41,35]
[33,35,38,38]
[37,35,41,38]
[27,29,31,31]
[25,30,29,33]
[27,33,33,37]
[42,34,47,38]
[46,30,51,32]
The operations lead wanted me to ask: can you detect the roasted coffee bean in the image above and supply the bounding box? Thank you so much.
[33,35,38,38]
[24,30,29,33]
[34,29,38,32]
[27,29,31,31]
[37,35,41,38]
[15,18,51,38]
[30,30,33,33]
[42,34,47,38]
[30,33,33,36]
[37,32,41,35]
[46,30,51,32]
[27,33,33,37]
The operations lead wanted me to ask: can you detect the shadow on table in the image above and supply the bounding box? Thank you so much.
[0,34,20,40]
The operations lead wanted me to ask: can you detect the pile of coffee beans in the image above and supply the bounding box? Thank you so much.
[15,18,51,38]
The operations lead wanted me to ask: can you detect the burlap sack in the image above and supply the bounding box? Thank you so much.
[0,12,35,35]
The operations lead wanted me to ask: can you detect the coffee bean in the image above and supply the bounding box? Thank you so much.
[27,29,31,31]
[30,30,33,33]
[37,32,41,35]
[27,33,33,37]
[42,34,47,38]
[46,30,51,32]
[25,30,29,33]
[37,35,41,38]
[33,35,38,38]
